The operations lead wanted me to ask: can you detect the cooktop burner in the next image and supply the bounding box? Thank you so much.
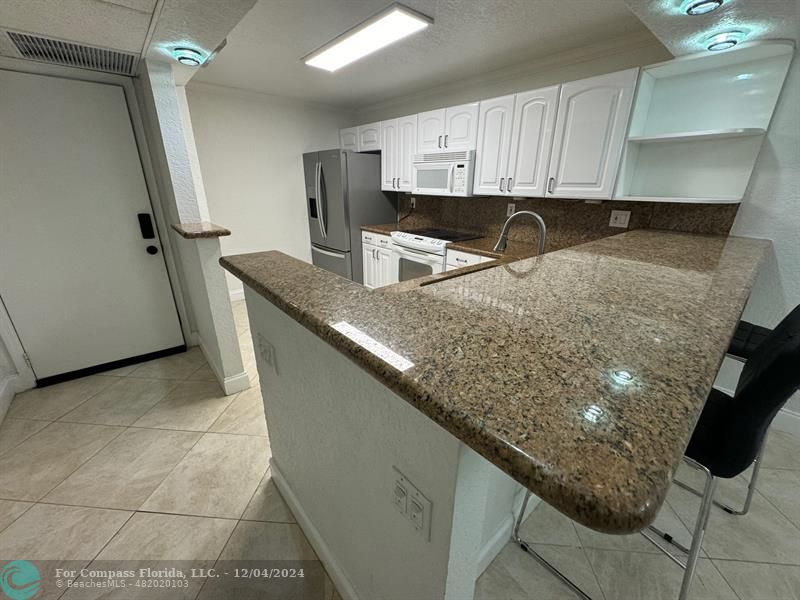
[404,228,481,243]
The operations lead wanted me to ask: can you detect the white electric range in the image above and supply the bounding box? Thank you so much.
[390,228,480,282]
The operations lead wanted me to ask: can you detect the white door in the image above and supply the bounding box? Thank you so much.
[507,85,560,197]
[380,119,398,191]
[340,127,358,151]
[546,68,638,199]
[396,114,417,191]
[473,95,515,195]
[417,108,446,152]
[0,69,184,380]
[443,102,479,151]
[357,122,381,152]
[362,244,378,289]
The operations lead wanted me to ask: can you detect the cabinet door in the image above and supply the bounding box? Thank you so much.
[473,95,515,196]
[380,119,398,191]
[444,102,479,151]
[376,247,395,286]
[506,86,559,197]
[357,122,381,152]
[546,68,637,199]
[396,114,417,191]
[362,244,377,289]
[417,108,446,152]
[340,127,358,151]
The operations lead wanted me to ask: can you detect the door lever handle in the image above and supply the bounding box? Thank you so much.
[137,213,155,239]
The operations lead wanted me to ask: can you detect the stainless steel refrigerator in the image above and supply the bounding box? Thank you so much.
[303,149,396,284]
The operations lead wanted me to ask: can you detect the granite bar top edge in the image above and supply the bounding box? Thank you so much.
[220,231,771,534]
[171,222,231,239]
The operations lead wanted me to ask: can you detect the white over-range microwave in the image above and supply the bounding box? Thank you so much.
[412,150,474,197]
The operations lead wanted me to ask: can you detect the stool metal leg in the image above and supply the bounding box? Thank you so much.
[679,458,717,600]
[674,433,767,517]
[513,491,594,600]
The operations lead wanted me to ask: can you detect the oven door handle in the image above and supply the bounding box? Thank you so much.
[392,245,443,264]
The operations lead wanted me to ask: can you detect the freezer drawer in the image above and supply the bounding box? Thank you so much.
[311,245,353,280]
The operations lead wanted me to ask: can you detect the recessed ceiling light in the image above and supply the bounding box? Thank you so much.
[170,47,204,66]
[706,30,745,51]
[683,0,724,15]
[303,3,432,72]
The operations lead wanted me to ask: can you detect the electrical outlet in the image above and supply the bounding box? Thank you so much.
[410,197,416,209]
[609,210,631,228]
[392,467,432,541]
[256,333,277,374]
[506,203,516,217]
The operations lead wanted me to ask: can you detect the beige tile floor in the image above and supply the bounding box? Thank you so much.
[0,299,797,599]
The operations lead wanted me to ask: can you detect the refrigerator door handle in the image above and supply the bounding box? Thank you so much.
[315,161,327,239]
[312,245,345,259]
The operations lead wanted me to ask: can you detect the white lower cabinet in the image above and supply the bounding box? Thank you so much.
[362,232,395,288]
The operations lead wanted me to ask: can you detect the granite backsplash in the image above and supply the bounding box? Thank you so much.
[397,194,739,253]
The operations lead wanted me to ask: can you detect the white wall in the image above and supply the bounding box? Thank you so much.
[716,51,800,416]
[353,31,671,123]
[185,83,354,296]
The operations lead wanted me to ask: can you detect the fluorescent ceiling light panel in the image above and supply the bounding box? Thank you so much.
[304,3,432,72]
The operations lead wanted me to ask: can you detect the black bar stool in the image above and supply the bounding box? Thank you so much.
[514,305,800,600]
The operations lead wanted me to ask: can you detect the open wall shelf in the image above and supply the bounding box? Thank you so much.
[615,42,793,204]
[627,128,765,144]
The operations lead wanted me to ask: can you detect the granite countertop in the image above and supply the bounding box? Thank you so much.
[361,223,539,260]
[171,222,231,239]
[221,230,769,534]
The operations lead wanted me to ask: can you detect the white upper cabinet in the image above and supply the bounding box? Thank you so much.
[396,114,417,191]
[417,108,446,152]
[443,102,479,151]
[380,120,398,191]
[417,103,479,152]
[381,114,417,192]
[357,122,381,152]
[340,127,358,151]
[507,86,559,197]
[546,68,638,199]
[473,95,515,195]
[473,86,559,197]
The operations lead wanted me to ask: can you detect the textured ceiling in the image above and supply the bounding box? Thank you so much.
[192,0,658,109]
[0,0,255,85]
[625,0,799,56]
[0,0,156,54]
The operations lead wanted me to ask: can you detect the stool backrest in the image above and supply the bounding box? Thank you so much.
[732,304,800,466]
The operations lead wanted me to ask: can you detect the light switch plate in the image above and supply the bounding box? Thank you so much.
[609,210,631,228]
[506,203,516,217]
[392,466,432,541]
[410,197,416,209]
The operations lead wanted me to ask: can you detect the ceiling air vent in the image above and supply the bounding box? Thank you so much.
[6,31,139,76]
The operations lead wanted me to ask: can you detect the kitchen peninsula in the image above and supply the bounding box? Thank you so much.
[221,229,769,600]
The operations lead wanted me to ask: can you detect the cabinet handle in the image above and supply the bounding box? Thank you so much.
[499,177,505,192]
[444,134,448,147]
[547,177,555,194]
[394,177,398,189]
[438,135,442,148]
[507,178,513,192]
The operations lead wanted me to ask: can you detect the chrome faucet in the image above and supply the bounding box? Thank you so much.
[493,210,546,255]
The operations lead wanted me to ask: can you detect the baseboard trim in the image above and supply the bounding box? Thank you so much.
[476,514,514,577]
[270,459,360,600]
[223,371,251,395]
[0,374,19,426]
[229,288,245,302]
[196,337,249,395]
